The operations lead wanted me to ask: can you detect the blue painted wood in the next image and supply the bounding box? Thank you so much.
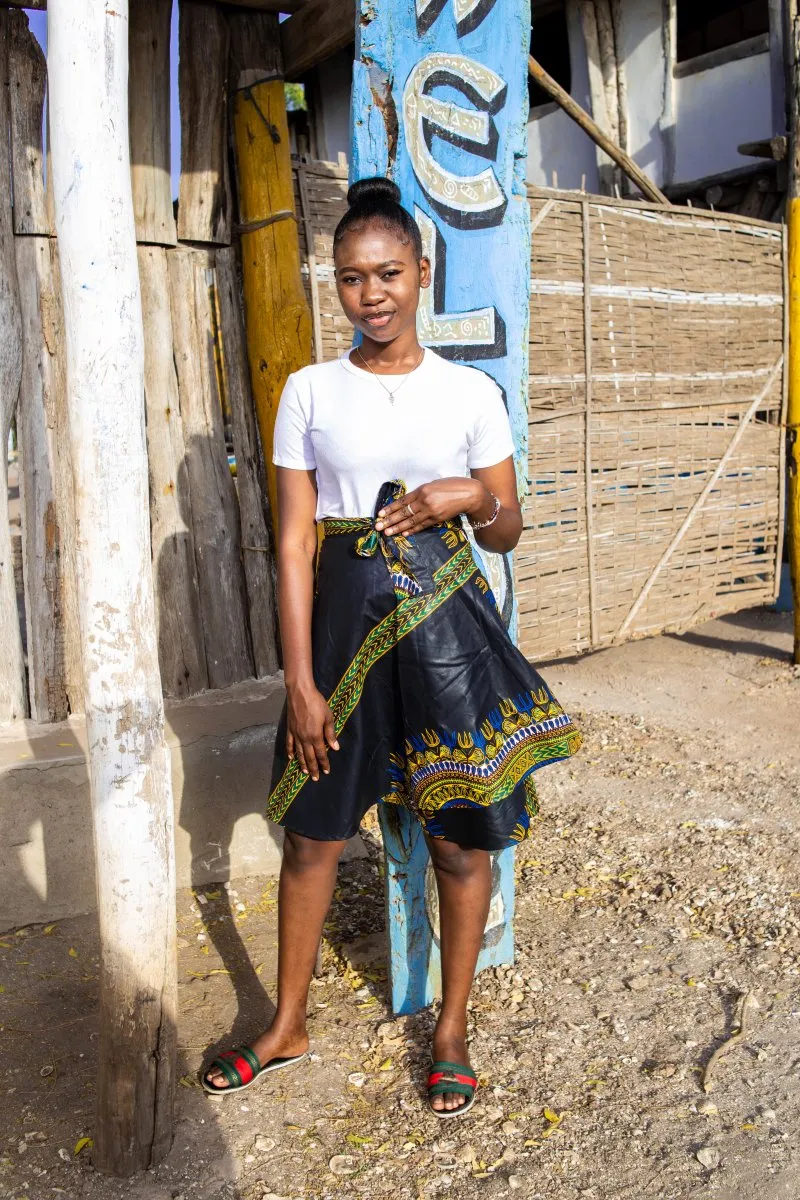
[352,0,531,1015]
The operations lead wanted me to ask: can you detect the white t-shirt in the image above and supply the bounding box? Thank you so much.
[272,349,515,520]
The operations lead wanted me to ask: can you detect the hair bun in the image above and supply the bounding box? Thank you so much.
[347,176,402,209]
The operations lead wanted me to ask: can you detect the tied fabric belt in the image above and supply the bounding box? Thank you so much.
[321,480,462,597]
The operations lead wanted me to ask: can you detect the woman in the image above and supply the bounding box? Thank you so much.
[202,177,581,1116]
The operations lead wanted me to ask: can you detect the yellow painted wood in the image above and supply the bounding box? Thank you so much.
[787,197,800,662]
[232,78,312,523]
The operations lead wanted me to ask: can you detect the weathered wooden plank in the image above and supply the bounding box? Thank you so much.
[0,9,27,721]
[230,15,311,521]
[46,238,83,715]
[138,245,208,696]
[215,247,280,677]
[178,1,231,245]
[129,0,176,246]
[280,0,355,82]
[354,0,531,1013]
[15,236,68,721]
[8,8,48,236]
[168,246,254,688]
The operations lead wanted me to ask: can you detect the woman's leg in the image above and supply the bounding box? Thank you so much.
[205,829,346,1087]
[426,837,492,1112]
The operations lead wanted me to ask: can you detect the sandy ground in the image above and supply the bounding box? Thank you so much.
[2,605,799,1200]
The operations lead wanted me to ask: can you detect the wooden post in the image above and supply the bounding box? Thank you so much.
[129,0,177,246]
[48,0,177,1173]
[788,6,800,663]
[0,9,27,722]
[228,9,312,521]
[354,0,529,1013]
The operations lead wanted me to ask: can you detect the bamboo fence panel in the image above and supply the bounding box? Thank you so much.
[519,188,786,661]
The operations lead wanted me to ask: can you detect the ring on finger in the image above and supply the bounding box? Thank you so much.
[405,503,415,517]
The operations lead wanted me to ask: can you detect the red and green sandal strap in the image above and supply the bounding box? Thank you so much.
[212,1046,262,1089]
[427,1061,478,1100]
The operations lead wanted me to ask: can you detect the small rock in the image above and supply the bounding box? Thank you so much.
[759,1107,777,1125]
[455,1144,477,1163]
[40,1065,54,1078]
[58,1148,70,1162]
[329,1154,358,1176]
[434,1152,457,1169]
[508,1177,522,1192]
[509,990,525,1004]
[17,1140,27,1155]
[625,975,649,992]
[347,1072,367,1088]
[697,1099,719,1117]
[696,1146,721,1169]
[501,1120,520,1137]
[254,1135,275,1153]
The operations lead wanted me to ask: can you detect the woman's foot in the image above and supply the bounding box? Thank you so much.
[204,1021,309,1090]
[430,1022,473,1114]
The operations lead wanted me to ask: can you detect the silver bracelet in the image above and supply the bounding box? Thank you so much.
[469,493,501,531]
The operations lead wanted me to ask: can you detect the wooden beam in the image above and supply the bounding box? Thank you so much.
[48,0,177,1173]
[280,0,355,81]
[528,53,669,205]
[738,135,788,161]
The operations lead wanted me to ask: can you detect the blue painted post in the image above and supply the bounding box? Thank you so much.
[352,0,532,1015]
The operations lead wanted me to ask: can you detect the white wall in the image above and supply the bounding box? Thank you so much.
[527,1,598,190]
[315,46,352,163]
[619,0,670,187]
[674,52,772,183]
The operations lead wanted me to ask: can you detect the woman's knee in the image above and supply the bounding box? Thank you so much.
[282,829,346,871]
[428,838,487,880]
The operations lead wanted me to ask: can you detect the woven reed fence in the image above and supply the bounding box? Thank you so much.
[520,190,786,661]
[293,161,787,661]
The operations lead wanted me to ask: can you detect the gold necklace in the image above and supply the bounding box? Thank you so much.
[355,346,425,404]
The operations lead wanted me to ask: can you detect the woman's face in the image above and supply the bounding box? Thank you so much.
[334,220,431,344]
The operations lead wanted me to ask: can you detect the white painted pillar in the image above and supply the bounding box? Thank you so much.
[47,0,176,1175]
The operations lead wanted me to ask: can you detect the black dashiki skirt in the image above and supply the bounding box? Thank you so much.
[267,481,582,851]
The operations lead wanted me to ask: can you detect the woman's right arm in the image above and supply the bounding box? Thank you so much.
[276,466,339,782]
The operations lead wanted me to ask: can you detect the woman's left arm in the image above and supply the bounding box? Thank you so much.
[376,457,522,554]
